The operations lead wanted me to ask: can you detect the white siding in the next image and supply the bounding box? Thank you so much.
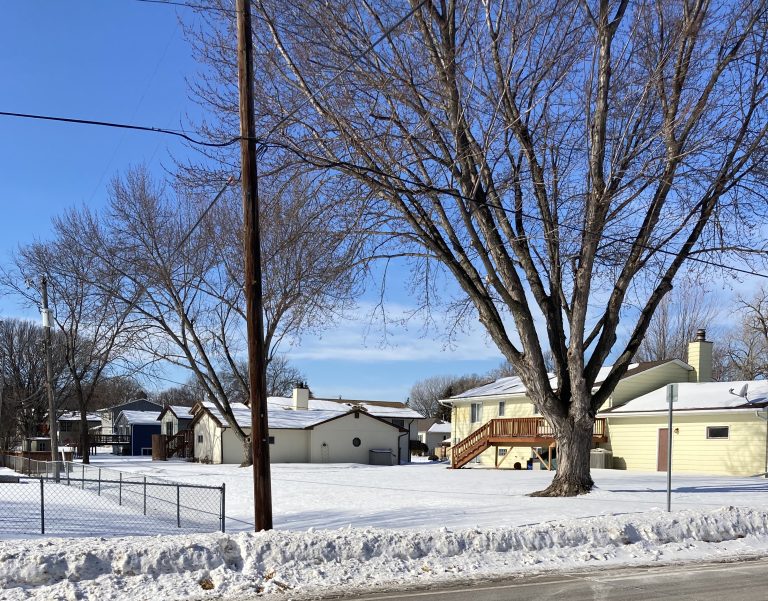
[309,414,401,464]
[193,413,223,464]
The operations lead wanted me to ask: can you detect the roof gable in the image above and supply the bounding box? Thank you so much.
[447,360,692,401]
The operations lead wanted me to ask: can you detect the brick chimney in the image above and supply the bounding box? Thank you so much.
[292,385,309,410]
[687,329,713,383]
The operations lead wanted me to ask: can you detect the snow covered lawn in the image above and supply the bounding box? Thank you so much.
[1,457,768,600]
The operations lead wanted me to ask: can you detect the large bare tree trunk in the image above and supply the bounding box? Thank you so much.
[531,415,595,497]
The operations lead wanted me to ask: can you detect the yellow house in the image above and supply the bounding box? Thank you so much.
[443,332,715,469]
[601,380,768,476]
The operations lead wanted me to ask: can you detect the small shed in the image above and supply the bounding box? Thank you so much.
[114,410,161,456]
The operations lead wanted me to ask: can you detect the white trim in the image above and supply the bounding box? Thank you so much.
[601,408,764,418]
[705,425,730,440]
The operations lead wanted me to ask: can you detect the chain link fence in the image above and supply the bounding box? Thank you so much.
[0,454,225,537]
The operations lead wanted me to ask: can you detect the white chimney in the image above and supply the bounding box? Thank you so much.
[687,329,713,383]
[292,385,309,411]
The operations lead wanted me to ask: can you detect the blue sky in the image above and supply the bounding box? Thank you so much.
[0,0,506,402]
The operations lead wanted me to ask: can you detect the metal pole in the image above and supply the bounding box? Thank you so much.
[666,384,677,512]
[40,477,45,535]
[143,476,147,516]
[40,277,60,479]
[221,483,226,533]
[98,468,101,496]
[235,0,273,533]
[176,484,180,528]
[81,464,85,489]
[119,472,122,506]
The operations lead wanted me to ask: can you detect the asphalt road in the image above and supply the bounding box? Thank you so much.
[326,557,768,601]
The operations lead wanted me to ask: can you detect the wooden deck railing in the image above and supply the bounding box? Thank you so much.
[451,417,607,468]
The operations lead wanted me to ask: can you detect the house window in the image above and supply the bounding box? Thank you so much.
[706,426,729,439]
[268,436,275,444]
[498,448,507,456]
[60,421,72,432]
[141,448,152,456]
[498,401,506,417]
[470,403,482,423]
[197,434,203,444]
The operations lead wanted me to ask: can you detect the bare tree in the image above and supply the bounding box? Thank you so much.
[636,284,722,362]
[56,166,364,464]
[0,319,69,448]
[408,373,488,420]
[3,237,141,463]
[191,0,768,494]
[724,287,768,379]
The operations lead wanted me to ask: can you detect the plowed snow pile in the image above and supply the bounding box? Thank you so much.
[2,507,768,600]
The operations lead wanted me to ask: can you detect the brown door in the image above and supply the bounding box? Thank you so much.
[657,428,669,471]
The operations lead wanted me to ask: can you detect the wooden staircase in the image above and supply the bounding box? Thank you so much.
[450,417,607,469]
[164,430,194,459]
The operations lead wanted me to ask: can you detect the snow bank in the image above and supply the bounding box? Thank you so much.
[2,506,767,600]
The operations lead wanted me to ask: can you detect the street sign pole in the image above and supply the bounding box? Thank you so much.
[666,383,677,512]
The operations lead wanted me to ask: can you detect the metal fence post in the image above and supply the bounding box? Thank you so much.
[81,464,85,490]
[220,483,226,533]
[40,477,45,535]
[119,473,122,506]
[176,485,180,528]
[143,476,147,516]
[66,463,70,486]
[98,468,101,496]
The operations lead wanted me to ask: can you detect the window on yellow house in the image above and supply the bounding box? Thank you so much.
[498,401,505,416]
[470,403,482,423]
[706,426,729,439]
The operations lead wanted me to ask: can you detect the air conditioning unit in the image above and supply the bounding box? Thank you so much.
[590,448,613,469]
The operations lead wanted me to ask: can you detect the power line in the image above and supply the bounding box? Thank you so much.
[131,0,231,12]
[305,156,768,280]
[0,110,241,147]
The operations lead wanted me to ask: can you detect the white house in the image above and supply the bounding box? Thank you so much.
[191,400,407,465]
[268,387,423,462]
[423,421,452,455]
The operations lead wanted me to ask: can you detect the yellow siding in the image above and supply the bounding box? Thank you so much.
[451,396,538,467]
[608,413,768,476]
[605,363,691,410]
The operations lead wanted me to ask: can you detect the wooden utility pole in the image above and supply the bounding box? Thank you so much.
[41,277,60,471]
[236,0,273,531]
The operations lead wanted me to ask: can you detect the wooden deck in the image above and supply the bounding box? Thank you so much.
[450,417,607,469]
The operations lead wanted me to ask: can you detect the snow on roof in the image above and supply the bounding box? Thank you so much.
[58,411,100,422]
[604,380,768,414]
[117,410,162,425]
[199,402,360,430]
[267,396,423,419]
[448,361,690,400]
[162,405,194,420]
[427,421,452,434]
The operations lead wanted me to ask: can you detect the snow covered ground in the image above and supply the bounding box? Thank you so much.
[1,456,768,600]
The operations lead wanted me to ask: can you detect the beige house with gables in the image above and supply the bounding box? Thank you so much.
[443,332,715,471]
